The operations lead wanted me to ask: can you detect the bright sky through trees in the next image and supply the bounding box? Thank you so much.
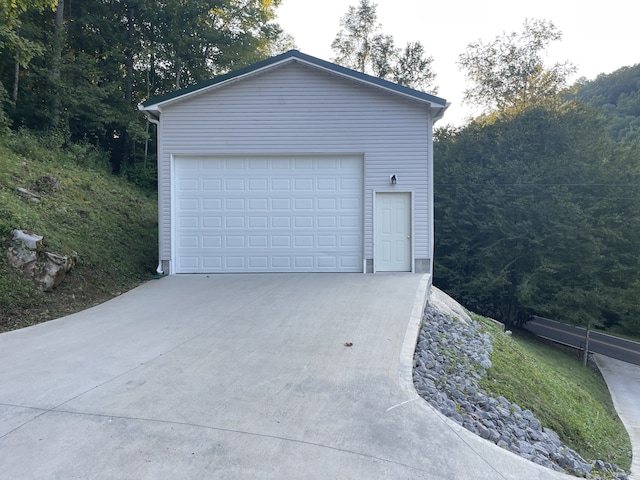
[277,0,640,125]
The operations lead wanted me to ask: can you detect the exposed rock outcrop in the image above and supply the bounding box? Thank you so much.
[34,175,61,194]
[16,187,40,202]
[6,229,75,291]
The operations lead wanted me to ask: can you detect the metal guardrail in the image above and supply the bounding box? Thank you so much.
[525,317,640,366]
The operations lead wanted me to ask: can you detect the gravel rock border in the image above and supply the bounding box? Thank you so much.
[413,299,628,480]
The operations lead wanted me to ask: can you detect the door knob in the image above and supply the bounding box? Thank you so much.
[407,235,411,239]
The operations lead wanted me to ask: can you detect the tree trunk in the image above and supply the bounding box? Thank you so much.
[125,6,134,104]
[175,59,182,89]
[144,55,154,165]
[117,5,136,170]
[50,0,65,129]
[144,119,149,165]
[13,59,19,103]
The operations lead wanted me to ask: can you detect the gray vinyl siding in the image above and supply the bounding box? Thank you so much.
[157,62,433,268]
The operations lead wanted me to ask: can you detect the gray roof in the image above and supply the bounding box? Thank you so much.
[139,50,448,118]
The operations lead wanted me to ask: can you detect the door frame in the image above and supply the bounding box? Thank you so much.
[372,190,414,273]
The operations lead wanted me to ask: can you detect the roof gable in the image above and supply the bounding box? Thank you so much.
[139,50,448,117]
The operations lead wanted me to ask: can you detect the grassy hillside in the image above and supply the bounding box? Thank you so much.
[0,131,158,332]
[477,315,632,470]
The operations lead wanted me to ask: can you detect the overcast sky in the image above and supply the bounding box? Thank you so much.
[276,0,640,125]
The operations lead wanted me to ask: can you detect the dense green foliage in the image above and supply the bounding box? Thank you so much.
[576,64,640,142]
[477,315,631,469]
[434,104,640,335]
[438,21,640,336]
[0,0,287,174]
[0,130,157,331]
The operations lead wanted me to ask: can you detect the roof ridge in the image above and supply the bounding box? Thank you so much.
[139,50,447,110]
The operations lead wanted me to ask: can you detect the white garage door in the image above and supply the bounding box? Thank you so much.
[173,156,363,273]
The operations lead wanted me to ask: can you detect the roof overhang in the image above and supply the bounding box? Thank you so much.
[138,50,448,120]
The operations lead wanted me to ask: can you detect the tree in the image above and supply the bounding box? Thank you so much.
[434,104,640,335]
[331,0,437,93]
[49,0,63,128]
[576,63,640,142]
[143,0,284,92]
[394,41,437,91]
[458,19,575,113]
[0,0,55,106]
[0,0,287,174]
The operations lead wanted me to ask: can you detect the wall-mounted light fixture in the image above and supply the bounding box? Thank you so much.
[390,174,397,185]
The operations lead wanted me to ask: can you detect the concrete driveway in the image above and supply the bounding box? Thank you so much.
[595,355,640,480]
[0,274,573,479]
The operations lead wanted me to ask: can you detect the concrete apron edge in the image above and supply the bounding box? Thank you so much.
[394,275,574,480]
[395,273,432,411]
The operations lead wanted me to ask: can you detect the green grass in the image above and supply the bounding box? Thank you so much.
[476,314,632,469]
[0,130,158,331]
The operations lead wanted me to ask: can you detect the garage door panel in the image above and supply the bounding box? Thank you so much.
[202,199,221,211]
[272,236,290,247]
[318,257,337,268]
[202,179,221,191]
[294,197,314,209]
[294,179,313,190]
[272,256,291,268]
[179,256,199,269]
[178,198,199,211]
[203,236,221,248]
[317,178,337,190]
[249,257,269,268]
[294,158,313,169]
[340,215,360,228]
[294,216,313,228]
[295,257,314,268]
[340,197,360,210]
[179,216,199,228]
[271,217,291,228]
[341,178,360,190]
[341,235,361,247]
[248,236,268,248]
[340,256,362,268]
[225,236,244,248]
[225,179,244,191]
[174,156,362,273]
[317,216,337,228]
[203,257,222,269]
[248,179,268,191]
[271,198,291,210]
[203,217,222,228]
[224,199,244,210]
[294,235,314,247]
[248,216,268,228]
[225,257,245,268]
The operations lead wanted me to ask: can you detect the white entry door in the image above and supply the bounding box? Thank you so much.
[375,192,411,272]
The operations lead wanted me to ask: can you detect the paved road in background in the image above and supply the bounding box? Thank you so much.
[524,316,640,366]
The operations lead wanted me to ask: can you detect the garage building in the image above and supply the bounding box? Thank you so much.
[139,50,448,274]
